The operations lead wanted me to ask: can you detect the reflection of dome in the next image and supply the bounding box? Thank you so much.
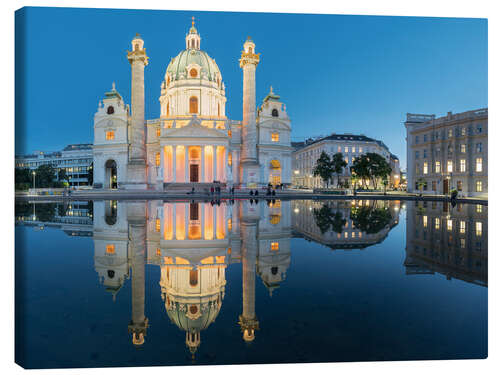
[166,49,221,82]
[165,296,222,332]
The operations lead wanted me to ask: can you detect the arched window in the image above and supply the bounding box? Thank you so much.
[134,43,139,51]
[271,266,278,275]
[272,108,279,117]
[155,152,160,166]
[107,106,114,115]
[190,68,197,78]
[249,47,253,54]
[189,269,198,286]
[108,270,115,278]
[189,96,198,114]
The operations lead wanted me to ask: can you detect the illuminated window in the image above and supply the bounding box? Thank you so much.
[423,162,428,174]
[475,222,482,236]
[337,146,341,152]
[460,238,466,248]
[271,133,279,142]
[270,242,279,251]
[447,219,452,231]
[460,144,466,153]
[156,218,161,232]
[106,244,115,254]
[166,102,170,116]
[447,160,453,173]
[189,269,198,286]
[228,130,232,138]
[457,181,462,191]
[189,68,198,78]
[155,152,161,166]
[227,218,232,231]
[435,161,441,173]
[423,215,427,228]
[228,153,232,166]
[460,159,466,172]
[351,231,356,238]
[460,221,465,234]
[189,96,198,114]
[476,180,482,192]
[435,218,440,230]
[352,146,356,153]
[448,129,453,138]
[476,158,483,172]
[156,248,161,256]
[476,204,482,213]
[359,147,363,153]
[156,128,161,137]
[105,131,115,140]
[345,146,349,153]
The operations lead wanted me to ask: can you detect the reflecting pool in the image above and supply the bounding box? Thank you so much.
[15,199,487,368]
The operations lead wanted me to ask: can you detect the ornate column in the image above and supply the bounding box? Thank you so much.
[172,145,177,182]
[223,147,228,182]
[185,147,189,183]
[213,146,217,182]
[201,146,206,183]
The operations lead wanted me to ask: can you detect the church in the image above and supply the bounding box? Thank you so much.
[92,19,292,190]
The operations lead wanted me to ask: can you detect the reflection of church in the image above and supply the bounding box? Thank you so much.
[92,19,292,190]
[404,201,487,286]
[92,199,291,356]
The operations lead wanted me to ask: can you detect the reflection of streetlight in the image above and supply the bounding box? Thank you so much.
[294,170,299,175]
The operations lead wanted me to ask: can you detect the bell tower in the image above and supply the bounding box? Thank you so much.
[239,37,261,188]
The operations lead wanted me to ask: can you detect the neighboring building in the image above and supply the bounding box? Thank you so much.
[93,20,292,190]
[405,108,488,197]
[15,144,93,187]
[405,201,487,287]
[292,134,399,189]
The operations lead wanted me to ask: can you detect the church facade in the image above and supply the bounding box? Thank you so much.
[93,20,292,190]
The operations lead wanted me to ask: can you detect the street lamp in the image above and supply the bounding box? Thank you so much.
[32,171,36,194]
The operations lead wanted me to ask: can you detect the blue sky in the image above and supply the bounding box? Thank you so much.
[15,7,487,169]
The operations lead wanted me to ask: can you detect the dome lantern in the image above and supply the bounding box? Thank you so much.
[186,16,201,50]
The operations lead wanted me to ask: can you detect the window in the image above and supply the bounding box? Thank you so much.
[156,127,161,137]
[476,204,482,213]
[447,160,453,173]
[228,153,232,166]
[448,129,453,138]
[107,106,114,115]
[460,159,466,172]
[105,131,115,140]
[476,158,483,172]
[476,143,483,153]
[415,151,419,159]
[271,108,279,117]
[415,136,419,144]
[106,244,115,254]
[475,222,482,236]
[457,180,462,191]
[447,219,452,231]
[155,218,161,232]
[460,221,466,234]
[352,146,356,153]
[435,161,441,173]
[460,238,466,248]
[435,218,440,230]
[189,68,197,78]
[189,269,198,286]
[359,147,363,153]
[460,144,466,153]
[228,130,232,138]
[423,215,428,228]
[461,127,466,136]
[345,146,349,153]
[423,162,428,174]
[476,180,482,192]
[477,125,482,133]
[423,149,427,158]
[337,146,341,153]
[345,157,348,164]
[423,134,427,142]
[432,180,437,191]
[189,96,198,114]
[271,132,279,142]
[155,152,161,166]
[270,242,279,251]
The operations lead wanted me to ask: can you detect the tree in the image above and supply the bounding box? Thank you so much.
[313,204,346,234]
[350,156,371,189]
[15,168,32,190]
[313,151,334,188]
[34,164,57,188]
[331,152,347,188]
[350,205,393,234]
[58,168,69,187]
[350,153,392,190]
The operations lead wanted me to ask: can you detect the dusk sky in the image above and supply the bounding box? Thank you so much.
[15,7,487,169]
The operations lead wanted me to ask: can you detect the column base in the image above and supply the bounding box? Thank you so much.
[240,160,260,188]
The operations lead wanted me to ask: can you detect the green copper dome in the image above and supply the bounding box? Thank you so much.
[166,297,222,332]
[166,48,221,82]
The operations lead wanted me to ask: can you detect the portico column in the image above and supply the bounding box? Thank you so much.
[201,203,205,238]
[172,145,177,182]
[185,146,189,183]
[201,146,206,183]
[159,146,165,183]
[213,146,217,182]
[223,147,228,182]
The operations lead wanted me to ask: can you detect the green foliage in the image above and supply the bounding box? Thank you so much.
[313,204,347,234]
[351,153,392,189]
[15,168,32,185]
[416,178,426,192]
[34,164,57,188]
[313,152,334,188]
[350,205,393,234]
[331,152,347,187]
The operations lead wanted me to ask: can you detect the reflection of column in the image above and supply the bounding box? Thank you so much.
[172,145,177,182]
[201,146,205,183]
[223,147,228,182]
[201,203,205,238]
[238,215,259,342]
[213,146,217,182]
[128,219,148,346]
[159,146,165,183]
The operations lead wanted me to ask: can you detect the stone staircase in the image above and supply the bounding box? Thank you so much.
[163,182,227,192]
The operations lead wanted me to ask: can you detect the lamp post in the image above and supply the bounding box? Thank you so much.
[32,171,36,195]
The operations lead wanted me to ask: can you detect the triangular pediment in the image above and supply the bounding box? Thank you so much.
[166,118,227,138]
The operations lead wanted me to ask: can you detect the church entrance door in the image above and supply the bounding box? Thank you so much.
[190,164,199,182]
[105,160,117,189]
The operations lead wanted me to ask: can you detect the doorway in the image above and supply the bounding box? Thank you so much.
[190,164,199,182]
[443,179,449,195]
[105,160,117,189]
